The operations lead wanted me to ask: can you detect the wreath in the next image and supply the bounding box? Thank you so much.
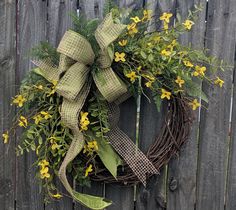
[2,4,226,210]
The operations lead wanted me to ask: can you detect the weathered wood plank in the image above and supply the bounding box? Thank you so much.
[45,1,77,210]
[196,0,236,209]
[47,0,77,47]
[223,0,236,209]
[106,98,136,210]
[74,1,106,209]
[167,1,207,210]
[105,1,143,209]
[0,0,16,210]
[136,92,167,210]
[15,0,47,209]
[135,1,176,210]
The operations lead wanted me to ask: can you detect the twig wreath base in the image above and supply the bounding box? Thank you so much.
[84,96,193,185]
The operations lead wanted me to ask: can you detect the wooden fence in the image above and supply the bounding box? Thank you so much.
[0,0,236,209]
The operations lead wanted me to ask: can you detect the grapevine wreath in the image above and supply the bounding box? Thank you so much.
[2,5,226,210]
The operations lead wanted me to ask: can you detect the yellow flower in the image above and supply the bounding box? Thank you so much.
[40,166,50,179]
[142,9,152,21]
[38,159,49,167]
[175,76,185,88]
[52,193,63,199]
[163,22,169,30]
[127,23,138,36]
[33,114,43,125]
[183,20,194,30]
[183,60,194,68]
[47,80,58,97]
[189,99,200,110]
[12,95,27,107]
[130,16,141,23]
[114,52,126,62]
[161,49,172,57]
[193,65,206,77]
[2,131,9,144]
[137,66,142,72]
[49,137,60,150]
[214,77,224,87]
[145,81,154,88]
[125,71,138,83]
[118,39,128,46]
[88,140,98,151]
[161,89,171,100]
[40,111,52,120]
[85,164,93,177]
[80,112,90,131]
[38,159,50,179]
[160,12,173,23]
[18,116,28,128]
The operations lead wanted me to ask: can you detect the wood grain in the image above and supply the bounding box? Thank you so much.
[45,1,77,209]
[220,0,236,209]
[196,0,236,209]
[136,91,167,210]
[15,0,47,209]
[166,1,207,210]
[0,0,16,210]
[73,1,106,209]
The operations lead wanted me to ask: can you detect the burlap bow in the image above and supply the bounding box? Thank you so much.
[34,13,157,209]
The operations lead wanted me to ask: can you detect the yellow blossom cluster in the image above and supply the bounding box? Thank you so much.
[85,164,93,177]
[80,112,90,131]
[33,111,52,125]
[49,136,60,150]
[183,20,195,30]
[83,140,98,155]
[38,159,50,179]
[2,131,9,144]
[189,99,200,110]
[47,80,58,97]
[18,116,28,128]
[12,95,27,107]
[160,12,173,30]
[125,71,138,83]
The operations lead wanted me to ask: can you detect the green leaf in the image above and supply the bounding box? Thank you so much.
[72,191,112,210]
[140,51,147,59]
[97,137,123,178]
[185,81,208,103]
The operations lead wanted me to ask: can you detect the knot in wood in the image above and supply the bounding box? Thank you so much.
[169,177,178,191]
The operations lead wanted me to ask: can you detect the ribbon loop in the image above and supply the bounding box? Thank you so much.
[57,30,95,65]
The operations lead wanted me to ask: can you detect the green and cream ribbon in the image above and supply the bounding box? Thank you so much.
[34,13,158,209]
[35,13,127,209]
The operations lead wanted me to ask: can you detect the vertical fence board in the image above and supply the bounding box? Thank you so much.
[136,93,167,210]
[136,1,175,210]
[74,1,105,209]
[104,2,142,209]
[0,0,16,210]
[47,0,77,47]
[167,1,207,210]
[223,0,236,209]
[15,0,47,209]
[45,1,77,210]
[105,98,136,210]
[196,0,236,209]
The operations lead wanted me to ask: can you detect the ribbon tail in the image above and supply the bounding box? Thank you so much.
[58,131,112,210]
[107,103,159,186]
